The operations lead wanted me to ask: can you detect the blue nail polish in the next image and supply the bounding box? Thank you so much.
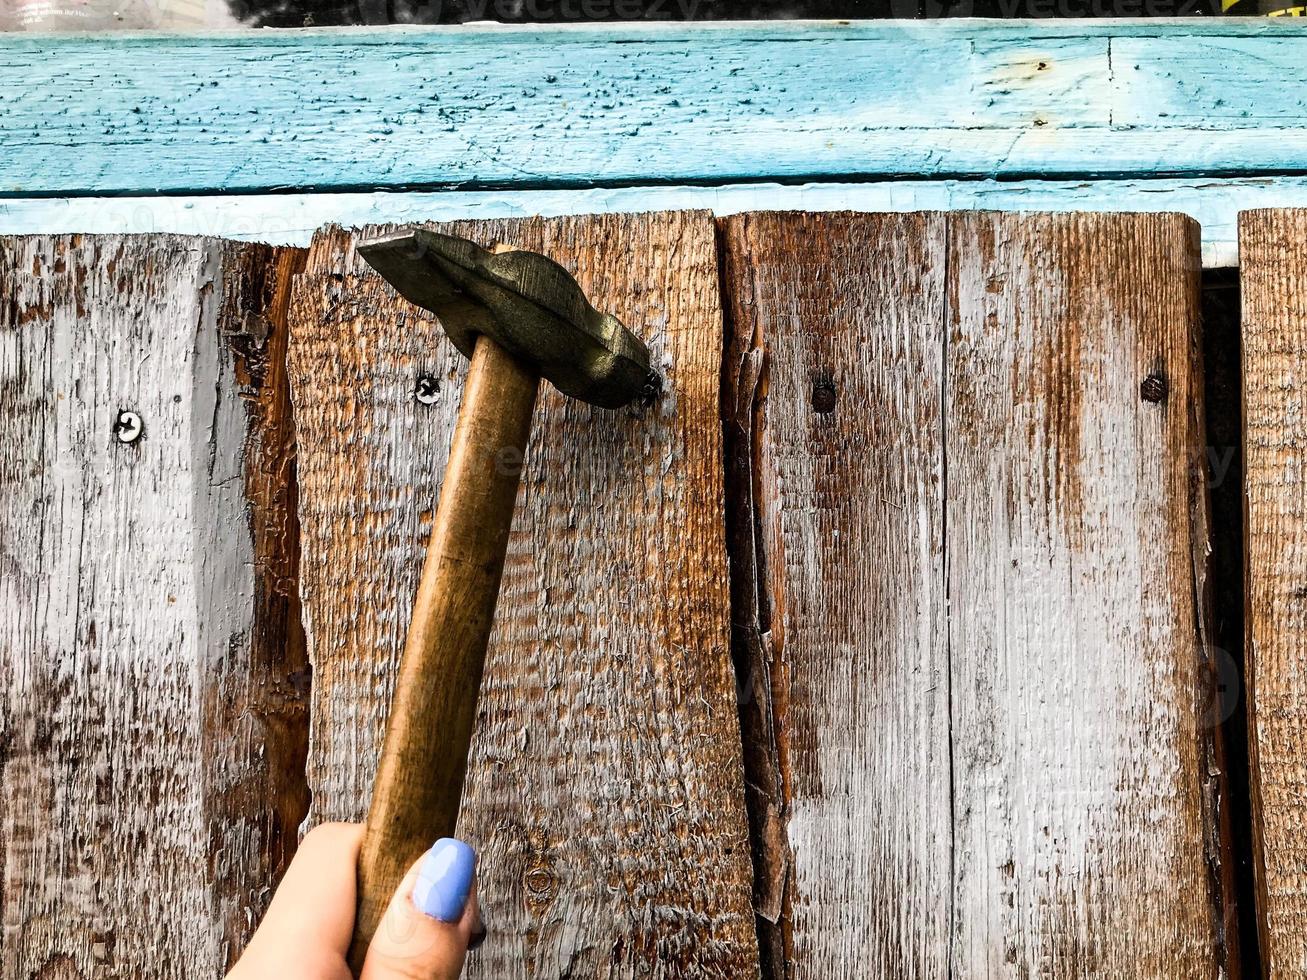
[411,838,476,923]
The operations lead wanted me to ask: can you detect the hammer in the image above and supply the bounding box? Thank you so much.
[345,228,659,971]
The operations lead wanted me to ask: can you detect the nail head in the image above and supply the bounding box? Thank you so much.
[811,379,839,415]
[1140,373,1168,404]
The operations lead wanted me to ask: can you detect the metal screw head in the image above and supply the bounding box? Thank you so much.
[415,375,440,406]
[494,446,525,477]
[113,410,143,444]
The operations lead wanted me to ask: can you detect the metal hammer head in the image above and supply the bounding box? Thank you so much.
[357,229,660,409]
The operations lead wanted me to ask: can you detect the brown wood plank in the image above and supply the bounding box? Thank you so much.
[1240,208,1307,978]
[720,210,1233,978]
[719,211,952,979]
[947,212,1228,978]
[287,212,761,978]
[0,234,308,976]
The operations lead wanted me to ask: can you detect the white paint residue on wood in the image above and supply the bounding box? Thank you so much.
[721,212,952,979]
[1240,208,1307,979]
[1,234,307,977]
[2,236,226,976]
[946,213,1222,978]
[722,210,1231,979]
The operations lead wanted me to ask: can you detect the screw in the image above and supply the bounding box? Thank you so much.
[113,410,143,444]
[1140,373,1168,404]
[495,446,525,477]
[415,375,440,405]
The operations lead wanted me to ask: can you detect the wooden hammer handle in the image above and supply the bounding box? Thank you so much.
[347,335,539,974]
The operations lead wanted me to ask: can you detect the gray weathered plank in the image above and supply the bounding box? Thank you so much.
[946,212,1229,978]
[720,211,951,978]
[720,210,1234,978]
[287,212,760,978]
[0,234,308,977]
[1239,208,1307,979]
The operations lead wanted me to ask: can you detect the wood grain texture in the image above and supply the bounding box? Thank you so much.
[351,336,539,971]
[0,234,308,977]
[720,211,951,979]
[946,212,1229,978]
[287,212,760,978]
[1239,208,1307,979]
[720,210,1233,978]
[6,21,1307,196]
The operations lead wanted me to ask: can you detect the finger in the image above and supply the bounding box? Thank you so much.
[468,886,486,952]
[228,822,363,978]
[457,880,484,952]
[361,838,479,980]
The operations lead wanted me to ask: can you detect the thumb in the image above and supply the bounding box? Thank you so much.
[361,838,483,980]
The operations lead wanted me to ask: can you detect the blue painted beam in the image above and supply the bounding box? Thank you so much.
[5,175,1305,266]
[4,20,1307,196]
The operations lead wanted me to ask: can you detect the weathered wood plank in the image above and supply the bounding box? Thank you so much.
[5,21,1307,196]
[719,211,951,978]
[0,234,308,976]
[720,210,1233,978]
[1114,36,1307,127]
[19,174,1307,268]
[287,212,760,978]
[1239,208,1307,978]
[946,211,1230,978]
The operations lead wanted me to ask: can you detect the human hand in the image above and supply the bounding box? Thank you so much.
[227,823,485,980]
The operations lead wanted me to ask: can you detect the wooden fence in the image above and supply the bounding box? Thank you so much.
[3,208,1306,977]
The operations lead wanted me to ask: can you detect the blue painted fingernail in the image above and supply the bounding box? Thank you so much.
[411,838,476,923]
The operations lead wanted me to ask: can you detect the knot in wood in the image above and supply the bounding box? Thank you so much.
[523,864,558,908]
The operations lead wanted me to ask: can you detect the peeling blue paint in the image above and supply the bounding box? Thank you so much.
[4,20,1307,197]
